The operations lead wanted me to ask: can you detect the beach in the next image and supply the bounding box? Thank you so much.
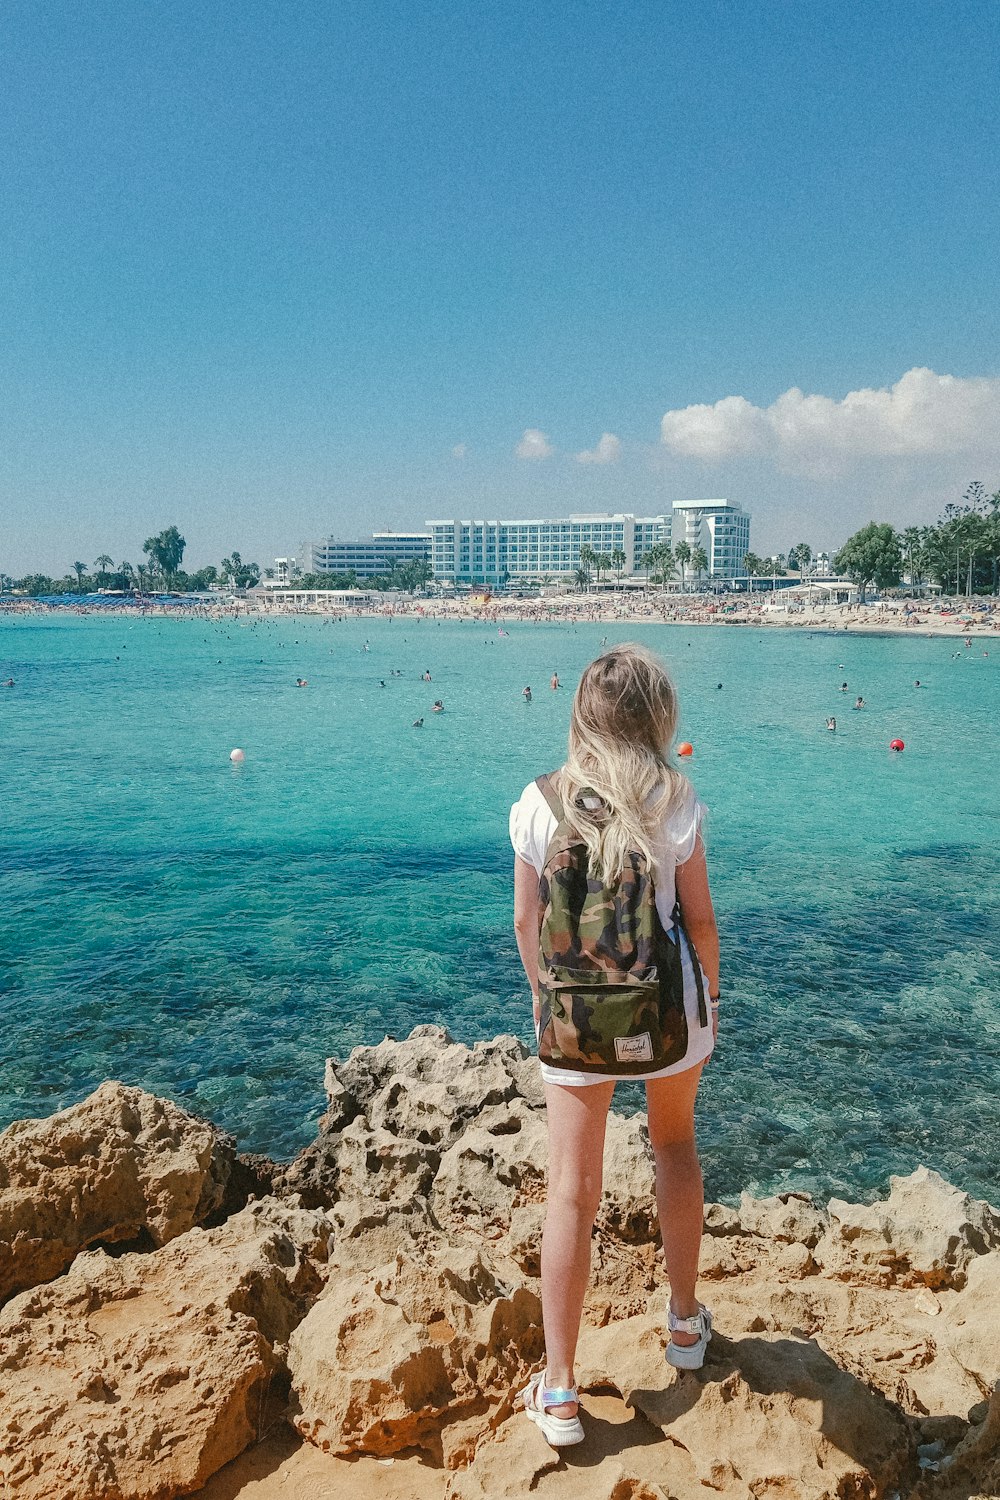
[2,589,1000,637]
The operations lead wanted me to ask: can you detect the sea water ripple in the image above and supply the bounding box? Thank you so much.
[0,612,997,1203]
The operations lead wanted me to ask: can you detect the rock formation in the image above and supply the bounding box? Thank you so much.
[1,1027,999,1500]
[0,1081,237,1305]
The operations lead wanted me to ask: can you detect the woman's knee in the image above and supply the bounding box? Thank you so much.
[650,1133,700,1173]
[546,1169,604,1223]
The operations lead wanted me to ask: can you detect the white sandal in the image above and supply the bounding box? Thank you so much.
[521,1370,585,1447]
[665,1304,713,1369]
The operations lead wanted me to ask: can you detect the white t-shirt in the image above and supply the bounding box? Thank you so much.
[508,775,705,927]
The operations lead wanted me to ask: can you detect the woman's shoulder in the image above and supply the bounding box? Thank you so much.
[657,774,705,846]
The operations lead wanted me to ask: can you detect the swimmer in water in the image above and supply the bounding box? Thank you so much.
[523,685,532,703]
[840,681,848,691]
[550,673,560,690]
[914,680,922,688]
[433,700,444,712]
[826,717,837,732]
[716,683,723,690]
[853,696,865,710]
[422,670,432,681]
[413,717,424,728]
[379,680,385,687]
[296,678,308,687]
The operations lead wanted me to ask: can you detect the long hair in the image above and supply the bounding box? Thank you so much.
[560,644,688,883]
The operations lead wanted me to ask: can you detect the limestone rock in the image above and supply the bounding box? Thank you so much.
[578,1315,911,1499]
[0,1197,332,1500]
[819,1167,1000,1289]
[334,1025,528,1123]
[945,1252,1000,1392]
[738,1189,828,1247]
[288,1235,543,1467]
[431,1098,548,1233]
[596,1112,657,1243]
[0,1080,235,1305]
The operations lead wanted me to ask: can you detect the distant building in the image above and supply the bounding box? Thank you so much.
[426,514,674,586]
[669,499,751,579]
[304,531,431,578]
[427,505,752,586]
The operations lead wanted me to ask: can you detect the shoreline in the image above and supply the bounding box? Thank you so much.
[2,1028,999,1500]
[2,592,999,640]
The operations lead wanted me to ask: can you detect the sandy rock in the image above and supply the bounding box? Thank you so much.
[0,1197,332,1500]
[704,1200,742,1236]
[284,1028,543,1211]
[820,1167,1000,1289]
[578,1314,911,1499]
[333,1025,526,1122]
[945,1252,1000,1392]
[334,1115,441,1211]
[738,1189,828,1247]
[503,1202,545,1276]
[596,1112,657,1243]
[0,1080,235,1305]
[431,1098,548,1233]
[288,1235,543,1467]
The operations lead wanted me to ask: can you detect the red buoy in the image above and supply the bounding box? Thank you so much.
[890,738,905,752]
[677,742,694,757]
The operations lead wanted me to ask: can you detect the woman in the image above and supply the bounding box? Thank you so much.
[509,644,720,1447]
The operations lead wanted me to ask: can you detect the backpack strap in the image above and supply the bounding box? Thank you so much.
[673,902,709,1029]
[535,771,565,821]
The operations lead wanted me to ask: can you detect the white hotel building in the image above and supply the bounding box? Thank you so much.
[426,500,750,586]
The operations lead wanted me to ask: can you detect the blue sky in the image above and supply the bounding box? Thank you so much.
[1,1,998,574]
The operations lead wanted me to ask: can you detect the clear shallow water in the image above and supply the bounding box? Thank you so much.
[1,612,997,1204]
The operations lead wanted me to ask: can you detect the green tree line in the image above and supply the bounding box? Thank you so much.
[4,528,265,597]
[833,483,1000,601]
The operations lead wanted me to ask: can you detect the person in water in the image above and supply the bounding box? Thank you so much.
[423,670,432,681]
[433,700,444,712]
[550,673,560,690]
[853,696,865,710]
[523,685,532,703]
[827,717,837,731]
[295,678,307,687]
[412,717,424,728]
[510,645,720,1448]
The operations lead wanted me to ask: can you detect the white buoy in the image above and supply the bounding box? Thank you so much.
[230,748,245,763]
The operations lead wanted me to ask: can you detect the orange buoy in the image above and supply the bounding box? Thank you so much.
[889,738,905,752]
[677,742,694,757]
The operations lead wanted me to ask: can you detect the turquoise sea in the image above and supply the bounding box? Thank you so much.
[1,612,997,1204]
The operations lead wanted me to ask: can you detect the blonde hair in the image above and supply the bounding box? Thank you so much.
[560,643,688,883]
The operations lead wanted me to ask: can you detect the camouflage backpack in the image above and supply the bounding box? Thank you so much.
[535,771,707,1076]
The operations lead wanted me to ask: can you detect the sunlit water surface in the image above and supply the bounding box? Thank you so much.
[1,613,997,1203]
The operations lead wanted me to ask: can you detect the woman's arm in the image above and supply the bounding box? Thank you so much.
[674,834,720,1039]
[513,855,541,1029]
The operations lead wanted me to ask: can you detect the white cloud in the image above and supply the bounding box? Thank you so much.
[451,443,467,459]
[576,432,622,465]
[660,368,1000,475]
[515,428,555,460]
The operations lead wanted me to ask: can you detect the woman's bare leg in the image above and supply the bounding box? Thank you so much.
[645,1065,704,1344]
[540,1079,617,1414]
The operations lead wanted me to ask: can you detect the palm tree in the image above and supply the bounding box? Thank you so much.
[72,561,87,593]
[135,562,149,592]
[641,543,675,591]
[93,554,114,588]
[793,543,812,577]
[899,528,921,590]
[673,540,691,592]
[574,566,590,592]
[610,547,626,587]
[577,545,595,588]
[690,545,709,586]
